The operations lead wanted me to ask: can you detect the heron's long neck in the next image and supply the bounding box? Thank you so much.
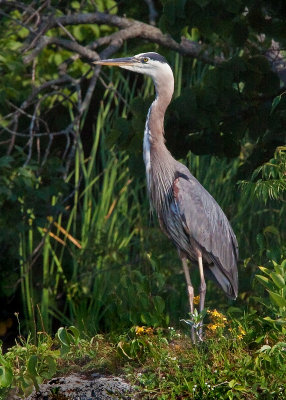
[143,73,174,205]
[147,79,174,144]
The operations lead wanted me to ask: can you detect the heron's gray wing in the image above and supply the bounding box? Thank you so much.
[173,175,238,298]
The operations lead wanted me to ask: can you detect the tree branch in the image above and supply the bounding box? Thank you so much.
[23,35,99,64]
[24,11,222,65]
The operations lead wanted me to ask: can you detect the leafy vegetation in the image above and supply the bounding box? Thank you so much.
[0,0,285,398]
[1,316,286,399]
[255,258,286,327]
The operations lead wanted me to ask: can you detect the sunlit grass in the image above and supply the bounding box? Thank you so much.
[1,321,285,399]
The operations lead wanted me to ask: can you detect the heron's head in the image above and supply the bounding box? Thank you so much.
[93,52,173,90]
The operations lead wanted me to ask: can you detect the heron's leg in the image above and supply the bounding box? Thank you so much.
[197,252,206,340]
[181,256,196,343]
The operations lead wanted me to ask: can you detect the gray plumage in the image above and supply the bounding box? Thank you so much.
[147,130,238,299]
[94,51,239,341]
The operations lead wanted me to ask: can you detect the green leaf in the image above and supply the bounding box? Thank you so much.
[228,379,237,388]
[263,225,280,237]
[72,26,84,41]
[263,316,286,325]
[256,274,273,291]
[140,313,151,325]
[68,326,80,343]
[270,272,285,289]
[0,365,13,388]
[268,291,286,308]
[71,1,80,9]
[271,94,282,114]
[258,266,271,276]
[153,296,165,314]
[273,263,284,276]
[57,327,71,348]
[257,344,271,353]
[27,355,38,376]
[41,356,57,379]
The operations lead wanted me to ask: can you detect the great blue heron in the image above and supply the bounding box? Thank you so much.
[94,52,238,341]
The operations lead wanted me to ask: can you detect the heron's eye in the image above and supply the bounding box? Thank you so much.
[142,57,149,63]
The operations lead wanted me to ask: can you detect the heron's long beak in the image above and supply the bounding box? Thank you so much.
[93,56,138,67]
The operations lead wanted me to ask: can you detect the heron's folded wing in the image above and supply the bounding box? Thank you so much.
[173,175,238,296]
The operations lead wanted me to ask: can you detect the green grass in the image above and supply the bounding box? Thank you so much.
[1,315,286,399]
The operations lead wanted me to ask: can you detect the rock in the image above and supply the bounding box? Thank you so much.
[24,373,135,400]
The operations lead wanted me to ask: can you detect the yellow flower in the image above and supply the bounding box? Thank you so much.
[208,309,227,325]
[193,295,200,305]
[207,323,218,331]
[238,326,246,337]
[210,309,223,319]
[135,326,154,336]
[135,326,145,335]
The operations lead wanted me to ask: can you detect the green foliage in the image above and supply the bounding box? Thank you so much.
[118,320,286,399]
[1,316,286,399]
[0,153,68,311]
[181,308,208,331]
[0,326,98,398]
[0,74,171,335]
[256,341,286,376]
[255,259,286,328]
[0,333,58,397]
[239,147,286,203]
[56,326,98,359]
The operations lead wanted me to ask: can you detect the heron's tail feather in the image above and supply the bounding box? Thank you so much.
[205,264,237,300]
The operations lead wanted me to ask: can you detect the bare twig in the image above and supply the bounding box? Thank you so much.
[56,20,77,42]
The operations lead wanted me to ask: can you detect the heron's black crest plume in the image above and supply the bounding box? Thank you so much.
[140,52,168,64]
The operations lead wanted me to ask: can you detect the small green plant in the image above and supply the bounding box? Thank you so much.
[0,350,13,389]
[0,326,102,398]
[56,326,97,359]
[0,333,58,397]
[255,341,286,373]
[255,259,286,328]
